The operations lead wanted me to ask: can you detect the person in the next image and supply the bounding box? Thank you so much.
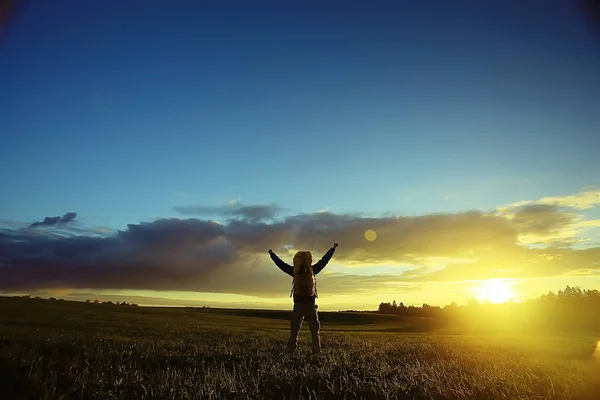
[268,242,338,354]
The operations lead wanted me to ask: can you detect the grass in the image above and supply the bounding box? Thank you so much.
[1,297,599,399]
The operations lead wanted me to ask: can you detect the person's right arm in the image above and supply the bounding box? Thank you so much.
[268,250,293,277]
[312,243,338,274]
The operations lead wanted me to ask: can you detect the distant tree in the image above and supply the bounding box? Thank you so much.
[85,299,90,303]
[49,297,56,301]
[375,284,600,334]
[378,302,395,314]
[467,298,480,308]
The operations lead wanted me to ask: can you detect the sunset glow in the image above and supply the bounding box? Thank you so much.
[474,280,516,304]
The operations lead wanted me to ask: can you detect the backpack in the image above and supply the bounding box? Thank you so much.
[290,251,317,298]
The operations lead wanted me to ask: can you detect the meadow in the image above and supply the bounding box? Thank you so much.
[1,296,599,399]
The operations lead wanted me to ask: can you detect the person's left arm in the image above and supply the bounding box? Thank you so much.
[312,243,338,274]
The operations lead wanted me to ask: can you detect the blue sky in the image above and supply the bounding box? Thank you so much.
[2,0,599,230]
[1,1,600,308]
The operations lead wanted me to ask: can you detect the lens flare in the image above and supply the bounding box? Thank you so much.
[365,230,377,242]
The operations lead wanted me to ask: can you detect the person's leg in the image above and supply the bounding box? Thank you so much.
[306,302,321,354]
[288,302,304,353]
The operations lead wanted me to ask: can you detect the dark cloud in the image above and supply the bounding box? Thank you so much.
[510,204,576,236]
[280,211,518,264]
[174,203,284,223]
[1,204,600,296]
[0,218,241,293]
[28,212,77,228]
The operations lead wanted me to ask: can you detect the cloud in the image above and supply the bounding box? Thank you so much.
[506,204,580,245]
[497,189,600,213]
[174,203,284,223]
[537,189,600,210]
[2,210,516,295]
[274,211,518,266]
[0,218,242,293]
[27,212,77,228]
[398,246,600,282]
[495,188,600,246]
[510,204,575,234]
[0,218,25,230]
[2,189,600,297]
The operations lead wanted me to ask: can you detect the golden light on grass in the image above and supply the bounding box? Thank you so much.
[474,279,516,304]
[594,340,600,361]
[365,230,377,242]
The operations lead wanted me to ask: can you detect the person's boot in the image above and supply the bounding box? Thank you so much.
[287,339,297,354]
[311,339,321,355]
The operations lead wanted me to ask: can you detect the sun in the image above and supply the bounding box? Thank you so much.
[474,279,516,304]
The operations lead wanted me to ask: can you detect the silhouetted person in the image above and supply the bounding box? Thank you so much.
[268,243,338,354]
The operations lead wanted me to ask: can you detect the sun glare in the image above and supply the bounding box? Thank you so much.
[474,279,515,304]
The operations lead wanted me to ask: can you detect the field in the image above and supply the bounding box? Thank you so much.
[1,297,599,399]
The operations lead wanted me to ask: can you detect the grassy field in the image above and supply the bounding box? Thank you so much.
[1,297,599,399]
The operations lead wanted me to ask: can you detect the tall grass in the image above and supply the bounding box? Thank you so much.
[1,297,599,399]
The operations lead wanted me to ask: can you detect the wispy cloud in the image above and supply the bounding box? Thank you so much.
[174,202,284,223]
[27,212,77,228]
[497,189,600,213]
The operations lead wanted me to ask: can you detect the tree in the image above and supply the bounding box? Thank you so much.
[467,298,480,308]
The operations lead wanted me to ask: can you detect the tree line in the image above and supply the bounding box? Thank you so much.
[377,286,600,334]
[19,295,139,307]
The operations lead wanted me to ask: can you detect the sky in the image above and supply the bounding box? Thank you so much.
[1,0,600,310]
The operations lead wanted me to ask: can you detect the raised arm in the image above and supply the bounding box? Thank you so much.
[268,250,293,277]
[312,243,338,274]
